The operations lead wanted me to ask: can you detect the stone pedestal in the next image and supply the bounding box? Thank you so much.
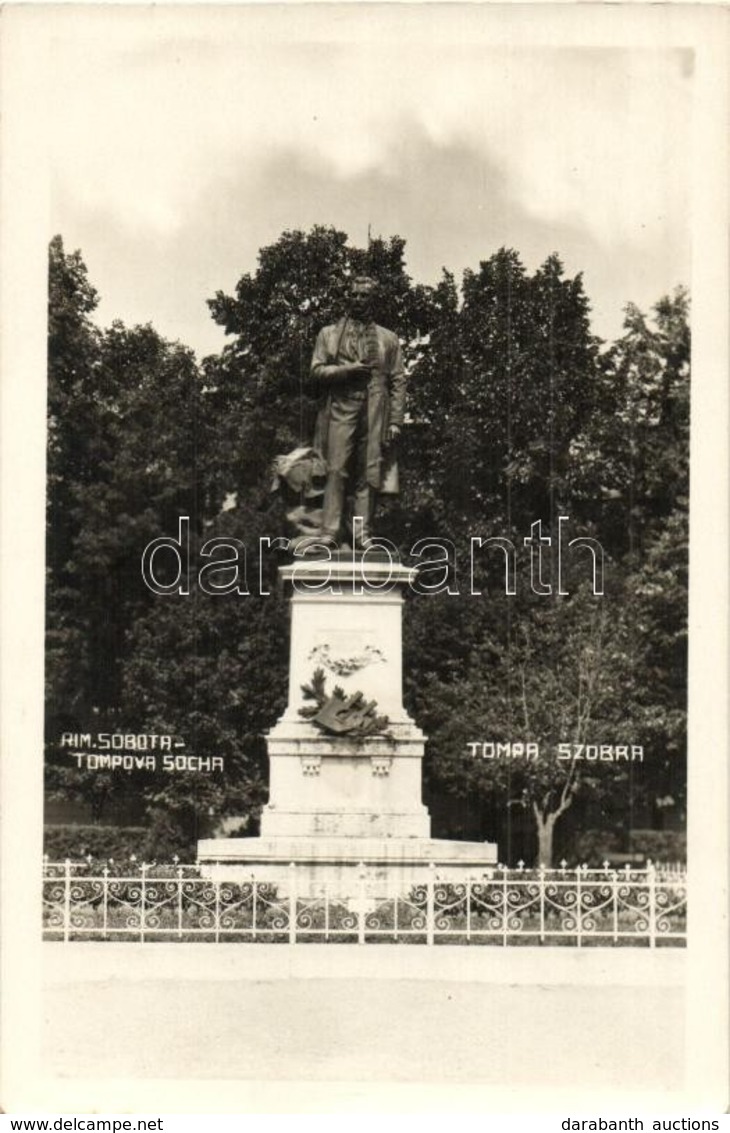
[198,553,497,896]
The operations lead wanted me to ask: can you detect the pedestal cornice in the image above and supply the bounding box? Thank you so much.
[280,552,418,593]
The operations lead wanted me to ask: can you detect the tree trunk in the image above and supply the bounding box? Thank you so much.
[535,812,557,867]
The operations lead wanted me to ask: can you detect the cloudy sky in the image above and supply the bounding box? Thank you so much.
[47,7,692,359]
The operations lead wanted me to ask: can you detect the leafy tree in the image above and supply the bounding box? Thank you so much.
[564,290,690,829]
[566,288,690,561]
[120,571,288,851]
[45,247,208,830]
[406,250,601,541]
[46,236,104,713]
[411,290,690,863]
[410,583,646,866]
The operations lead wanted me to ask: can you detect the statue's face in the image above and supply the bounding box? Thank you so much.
[350,281,376,320]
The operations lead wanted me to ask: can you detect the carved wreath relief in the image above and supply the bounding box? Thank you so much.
[308,642,386,677]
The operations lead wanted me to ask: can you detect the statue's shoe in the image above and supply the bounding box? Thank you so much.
[352,530,373,551]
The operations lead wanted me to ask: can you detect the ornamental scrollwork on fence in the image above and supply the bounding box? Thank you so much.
[42,862,686,945]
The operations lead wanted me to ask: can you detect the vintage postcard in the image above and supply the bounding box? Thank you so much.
[0,2,727,1117]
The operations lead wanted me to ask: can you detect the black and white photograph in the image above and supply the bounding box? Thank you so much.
[0,2,728,1119]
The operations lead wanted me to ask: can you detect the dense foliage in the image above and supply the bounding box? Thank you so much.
[45,229,689,864]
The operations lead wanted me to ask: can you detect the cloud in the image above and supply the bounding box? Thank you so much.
[50,34,690,244]
[47,20,690,354]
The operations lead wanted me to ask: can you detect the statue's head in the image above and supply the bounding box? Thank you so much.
[349,275,377,321]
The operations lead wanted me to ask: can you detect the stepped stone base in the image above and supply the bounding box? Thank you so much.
[197,835,499,897]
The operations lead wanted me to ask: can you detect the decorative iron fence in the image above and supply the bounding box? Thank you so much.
[43,859,686,946]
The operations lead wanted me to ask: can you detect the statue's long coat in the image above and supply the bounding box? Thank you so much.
[310,316,406,494]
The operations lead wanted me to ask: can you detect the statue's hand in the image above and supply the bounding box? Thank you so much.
[343,362,371,381]
[388,425,402,442]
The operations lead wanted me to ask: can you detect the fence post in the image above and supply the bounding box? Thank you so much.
[609,864,618,944]
[466,875,471,943]
[426,863,435,946]
[177,866,184,940]
[63,859,71,943]
[324,881,329,942]
[288,863,297,944]
[358,863,366,944]
[140,862,147,943]
[501,867,508,947]
[102,866,109,940]
[539,864,546,944]
[576,866,582,948]
[647,860,656,949]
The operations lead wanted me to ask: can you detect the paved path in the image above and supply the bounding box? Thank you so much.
[43,945,685,1094]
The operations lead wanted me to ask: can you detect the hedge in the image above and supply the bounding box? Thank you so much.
[44,824,149,862]
[573,827,686,867]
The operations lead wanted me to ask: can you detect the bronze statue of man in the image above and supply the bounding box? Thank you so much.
[309,276,405,549]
